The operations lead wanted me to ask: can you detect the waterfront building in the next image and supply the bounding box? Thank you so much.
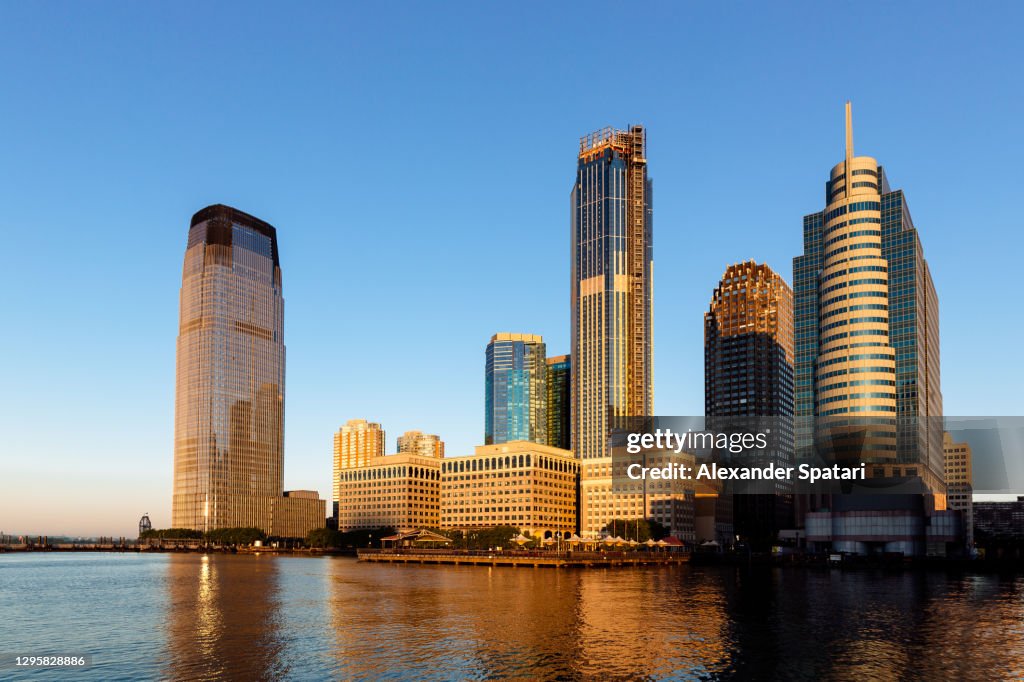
[944,432,974,548]
[572,125,653,536]
[440,442,578,539]
[546,355,571,451]
[974,497,1024,553]
[397,430,445,459]
[485,333,547,445]
[792,104,945,556]
[793,102,942,487]
[704,261,794,548]
[334,453,442,533]
[171,204,324,538]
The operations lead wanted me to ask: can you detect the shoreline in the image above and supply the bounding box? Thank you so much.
[4,546,1022,572]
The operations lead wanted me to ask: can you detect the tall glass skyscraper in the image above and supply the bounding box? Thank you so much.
[546,354,571,451]
[793,103,943,492]
[571,126,653,535]
[485,333,547,445]
[172,204,324,537]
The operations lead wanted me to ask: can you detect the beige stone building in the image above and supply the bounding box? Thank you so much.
[272,492,327,539]
[335,453,441,532]
[441,442,578,538]
[943,432,974,547]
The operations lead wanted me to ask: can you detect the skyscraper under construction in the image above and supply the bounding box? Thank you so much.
[571,126,653,535]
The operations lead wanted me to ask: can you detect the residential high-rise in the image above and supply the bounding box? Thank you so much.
[572,126,653,535]
[397,430,445,459]
[333,419,386,518]
[171,204,324,538]
[704,261,794,548]
[546,355,571,451]
[334,419,386,469]
[485,333,547,445]
[944,432,974,548]
[793,102,942,491]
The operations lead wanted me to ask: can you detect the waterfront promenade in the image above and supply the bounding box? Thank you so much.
[357,548,690,567]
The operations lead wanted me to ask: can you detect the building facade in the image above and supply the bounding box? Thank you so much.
[572,126,653,536]
[485,333,547,445]
[944,432,974,548]
[791,104,944,556]
[397,430,445,459]
[441,442,578,538]
[704,261,794,548]
[793,103,942,487]
[334,419,386,470]
[546,355,571,451]
[974,497,1024,553]
[334,453,442,532]
[171,204,324,538]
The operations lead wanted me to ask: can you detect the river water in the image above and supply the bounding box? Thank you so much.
[0,553,1021,680]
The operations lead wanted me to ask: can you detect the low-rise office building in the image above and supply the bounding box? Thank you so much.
[335,453,441,532]
[274,492,327,538]
[441,442,578,538]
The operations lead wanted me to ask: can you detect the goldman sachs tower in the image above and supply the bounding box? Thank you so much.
[171,204,324,538]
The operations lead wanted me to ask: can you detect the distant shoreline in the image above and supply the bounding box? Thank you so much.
[0,545,357,557]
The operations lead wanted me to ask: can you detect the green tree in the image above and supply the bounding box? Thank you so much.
[139,528,202,540]
[204,527,266,545]
[306,528,344,548]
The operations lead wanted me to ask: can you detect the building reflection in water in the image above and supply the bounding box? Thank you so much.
[717,568,1024,680]
[326,561,733,679]
[164,554,283,680]
[157,555,1024,680]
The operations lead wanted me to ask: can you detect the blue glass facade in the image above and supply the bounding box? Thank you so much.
[485,334,547,445]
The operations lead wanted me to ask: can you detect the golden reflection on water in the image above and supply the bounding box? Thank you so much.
[158,555,1024,680]
[165,554,283,680]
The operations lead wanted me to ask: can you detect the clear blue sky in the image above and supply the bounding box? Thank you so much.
[1,3,1021,536]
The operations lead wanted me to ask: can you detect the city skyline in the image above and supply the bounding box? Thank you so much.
[3,4,1023,536]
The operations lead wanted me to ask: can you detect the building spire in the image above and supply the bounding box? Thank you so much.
[845,100,854,161]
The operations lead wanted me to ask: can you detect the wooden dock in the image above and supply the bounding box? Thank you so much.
[357,549,690,568]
